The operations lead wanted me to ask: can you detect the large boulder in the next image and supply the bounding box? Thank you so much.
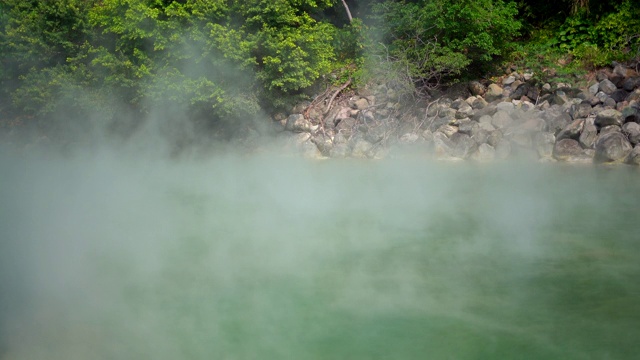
[286,114,314,132]
[599,79,617,95]
[553,138,585,161]
[595,109,624,127]
[449,133,478,159]
[579,118,598,149]
[622,122,640,145]
[626,146,640,165]
[595,132,633,162]
[557,119,584,141]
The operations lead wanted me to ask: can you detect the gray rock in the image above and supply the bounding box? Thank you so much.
[471,97,488,109]
[285,114,314,132]
[604,97,617,108]
[570,102,593,119]
[365,126,386,144]
[449,133,478,159]
[595,132,633,162]
[503,76,516,85]
[557,119,585,141]
[622,106,640,123]
[595,109,624,127]
[599,79,617,95]
[455,104,475,119]
[351,97,369,110]
[471,143,496,161]
[495,139,512,159]
[496,101,515,113]
[600,125,622,136]
[543,108,572,135]
[433,132,453,158]
[610,89,629,103]
[437,124,458,138]
[335,117,357,137]
[311,134,333,156]
[487,130,503,147]
[471,128,490,145]
[399,133,419,143]
[457,119,479,135]
[579,119,598,149]
[622,122,640,145]
[588,83,600,95]
[625,145,640,165]
[534,132,556,158]
[553,139,585,161]
[330,143,350,158]
[351,138,373,158]
[622,77,639,92]
[492,110,512,129]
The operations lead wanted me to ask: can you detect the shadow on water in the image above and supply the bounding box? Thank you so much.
[1,151,639,359]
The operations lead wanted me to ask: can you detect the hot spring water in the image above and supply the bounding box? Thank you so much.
[1,152,639,359]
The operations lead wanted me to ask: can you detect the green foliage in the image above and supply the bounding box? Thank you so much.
[548,0,640,63]
[369,0,520,96]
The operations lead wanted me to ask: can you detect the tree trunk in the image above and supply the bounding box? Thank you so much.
[341,0,353,23]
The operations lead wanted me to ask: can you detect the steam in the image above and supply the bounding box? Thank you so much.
[1,137,639,359]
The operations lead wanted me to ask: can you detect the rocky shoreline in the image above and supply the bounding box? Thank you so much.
[276,63,640,165]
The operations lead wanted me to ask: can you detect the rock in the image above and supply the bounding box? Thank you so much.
[311,133,333,156]
[330,143,350,158]
[610,89,629,103]
[595,132,633,162]
[455,104,475,119]
[399,133,419,143]
[595,109,624,127]
[335,117,357,137]
[469,81,486,96]
[524,72,534,81]
[491,110,512,129]
[622,77,639,92]
[351,97,370,110]
[487,130,503,147]
[471,143,496,161]
[553,139,585,161]
[534,132,556,158]
[622,122,640,145]
[471,128,490,145]
[471,97,488,109]
[449,133,478,159]
[495,139,512,159]
[485,84,504,102]
[457,119,479,135]
[503,76,516,85]
[351,138,373,158]
[599,79,617,95]
[285,114,313,132]
[437,124,458,137]
[570,102,592,119]
[579,118,598,149]
[433,132,453,158]
[543,107,572,135]
[496,101,515,113]
[604,97,617,108]
[622,106,640,123]
[588,83,600,95]
[557,119,584,141]
[600,125,622,136]
[300,139,322,158]
[365,126,386,144]
[626,146,640,165]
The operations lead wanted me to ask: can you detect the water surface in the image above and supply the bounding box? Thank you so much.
[1,153,639,359]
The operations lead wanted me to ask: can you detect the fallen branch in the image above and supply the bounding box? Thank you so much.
[325,78,352,114]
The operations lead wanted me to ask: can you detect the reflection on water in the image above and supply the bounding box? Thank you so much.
[1,153,639,359]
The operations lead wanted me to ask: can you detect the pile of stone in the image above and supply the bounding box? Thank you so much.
[276,62,640,165]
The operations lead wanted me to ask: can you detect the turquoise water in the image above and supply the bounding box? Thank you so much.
[1,154,639,359]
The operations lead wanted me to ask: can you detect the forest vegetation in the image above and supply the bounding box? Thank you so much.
[1,0,638,139]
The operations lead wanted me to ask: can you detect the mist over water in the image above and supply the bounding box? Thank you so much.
[1,145,639,359]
